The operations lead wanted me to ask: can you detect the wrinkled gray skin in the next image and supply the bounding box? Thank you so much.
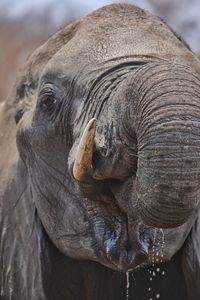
[1,4,200,299]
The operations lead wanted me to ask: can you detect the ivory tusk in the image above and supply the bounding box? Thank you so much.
[73,118,96,181]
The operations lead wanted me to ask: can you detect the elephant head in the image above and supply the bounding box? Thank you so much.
[14,4,200,271]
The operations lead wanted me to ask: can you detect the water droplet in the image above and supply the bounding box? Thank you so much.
[148,287,151,291]
[156,268,160,272]
[162,271,165,275]
[153,271,156,277]
[156,293,160,298]
[150,277,153,281]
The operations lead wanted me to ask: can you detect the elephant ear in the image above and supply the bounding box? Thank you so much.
[182,211,200,300]
[11,20,80,124]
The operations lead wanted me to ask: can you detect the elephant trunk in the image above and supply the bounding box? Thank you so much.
[131,62,200,228]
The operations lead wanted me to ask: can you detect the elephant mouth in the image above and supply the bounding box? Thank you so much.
[81,190,152,271]
[100,245,149,272]
[93,216,165,272]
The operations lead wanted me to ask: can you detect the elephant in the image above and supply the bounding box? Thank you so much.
[1,3,200,300]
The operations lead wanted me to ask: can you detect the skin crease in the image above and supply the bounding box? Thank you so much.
[1,3,200,300]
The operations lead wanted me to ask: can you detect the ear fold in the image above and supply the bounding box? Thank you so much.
[182,212,200,299]
[12,21,79,123]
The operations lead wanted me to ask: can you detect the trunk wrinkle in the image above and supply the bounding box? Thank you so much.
[128,62,200,227]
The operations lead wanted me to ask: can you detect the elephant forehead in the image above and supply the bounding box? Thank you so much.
[43,4,198,77]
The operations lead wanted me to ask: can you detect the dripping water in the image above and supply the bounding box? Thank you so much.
[126,271,130,300]
[159,229,166,276]
[160,229,165,263]
[147,228,157,298]
[147,228,166,299]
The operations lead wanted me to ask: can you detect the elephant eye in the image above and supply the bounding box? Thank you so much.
[42,95,57,109]
[37,84,64,122]
[39,88,57,110]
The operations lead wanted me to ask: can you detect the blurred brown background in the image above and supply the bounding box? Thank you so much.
[0,0,200,101]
